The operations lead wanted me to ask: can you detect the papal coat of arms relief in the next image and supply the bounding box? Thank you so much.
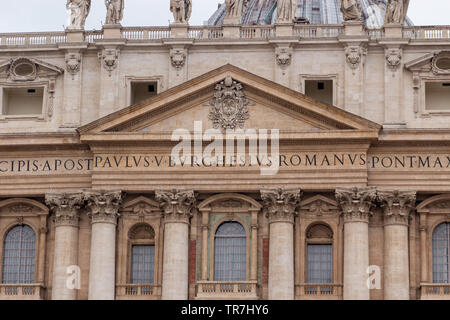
[208,76,251,130]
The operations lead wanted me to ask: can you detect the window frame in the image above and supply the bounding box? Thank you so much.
[305,224,334,284]
[1,224,37,284]
[0,81,49,121]
[299,74,338,107]
[125,76,164,107]
[126,223,157,285]
[432,222,450,284]
[209,217,251,282]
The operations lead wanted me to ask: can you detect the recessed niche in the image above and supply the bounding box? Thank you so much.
[2,87,44,116]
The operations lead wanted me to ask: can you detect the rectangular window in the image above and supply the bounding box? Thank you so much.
[307,244,332,283]
[304,80,333,105]
[425,82,450,111]
[131,245,155,284]
[130,81,158,105]
[2,87,44,116]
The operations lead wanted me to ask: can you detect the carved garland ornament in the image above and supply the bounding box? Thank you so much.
[65,52,82,79]
[386,48,402,71]
[345,46,366,70]
[170,48,186,70]
[261,188,302,224]
[208,76,251,130]
[98,48,119,76]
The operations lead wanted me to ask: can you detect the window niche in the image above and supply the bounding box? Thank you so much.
[2,87,44,116]
[0,57,62,121]
[116,196,162,300]
[299,75,337,107]
[406,51,450,116]
[126,76,164,106]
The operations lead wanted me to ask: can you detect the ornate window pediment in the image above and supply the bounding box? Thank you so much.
[0,57,63,82]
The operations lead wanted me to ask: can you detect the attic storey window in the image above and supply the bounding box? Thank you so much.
[2,87,44,116]
[130,81,158,105]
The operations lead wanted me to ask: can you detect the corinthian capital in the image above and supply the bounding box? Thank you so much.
[378,190,416,226]
[155,189,196,224]
[84,190,122,225]
[335,187,376,223]
[260,188,301,224]
[45,192,84,227]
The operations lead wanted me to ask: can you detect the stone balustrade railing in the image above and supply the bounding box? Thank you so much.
[115,284,161,299]
[420,283,450,300]
[295,283,343,299]
[1,25,449,47]
[293,24,343,38]
[0,284,45,300]
[196,281,259,299]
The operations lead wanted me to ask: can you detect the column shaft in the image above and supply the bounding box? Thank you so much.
[162,222,189,300]
[261,188,301,301]
[343,221,370,300]
[84,190,122,300]
[53,225,78,299]
[156,189,195,300]
[88,222,117,300]
[384,224,409,299]
[268,222,294,300]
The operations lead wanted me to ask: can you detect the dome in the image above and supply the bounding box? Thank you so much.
[207,0,413,29]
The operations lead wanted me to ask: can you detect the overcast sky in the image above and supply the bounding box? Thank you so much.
[0,0,448,33]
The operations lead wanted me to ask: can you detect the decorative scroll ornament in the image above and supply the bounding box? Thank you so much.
[8,58,37,81]
[432,51,450,75]
[65,52,81,79]
[335,187,377,223]
[377,190,416,226]
[208,76,251,130]
[98,48,119,76]
[170,48,186,70]
[155,189,196,223]
[84,190,122,224]
[260,188,302,224]
[345,46,366,70]
[45,193,84,227]
[386,49,402,71]
[276,47,292,66]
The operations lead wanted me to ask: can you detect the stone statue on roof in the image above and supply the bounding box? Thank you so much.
[340,0,362,21]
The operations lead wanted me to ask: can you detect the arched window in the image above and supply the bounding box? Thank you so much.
[2,225,36,284]
[306,224,333,284]
[214,221,246,281]
[433,222,450,283]
[129,224,155,284]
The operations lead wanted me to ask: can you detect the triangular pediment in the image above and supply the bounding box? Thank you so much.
[79,64,380,140]
[0,57,63,81]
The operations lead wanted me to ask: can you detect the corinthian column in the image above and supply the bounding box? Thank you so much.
[378,190,416,300]
[46,192,84,300]
[84,190,122,300]
[336,187,376,300]
[261,188,301,300]
[156,189,196,300]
